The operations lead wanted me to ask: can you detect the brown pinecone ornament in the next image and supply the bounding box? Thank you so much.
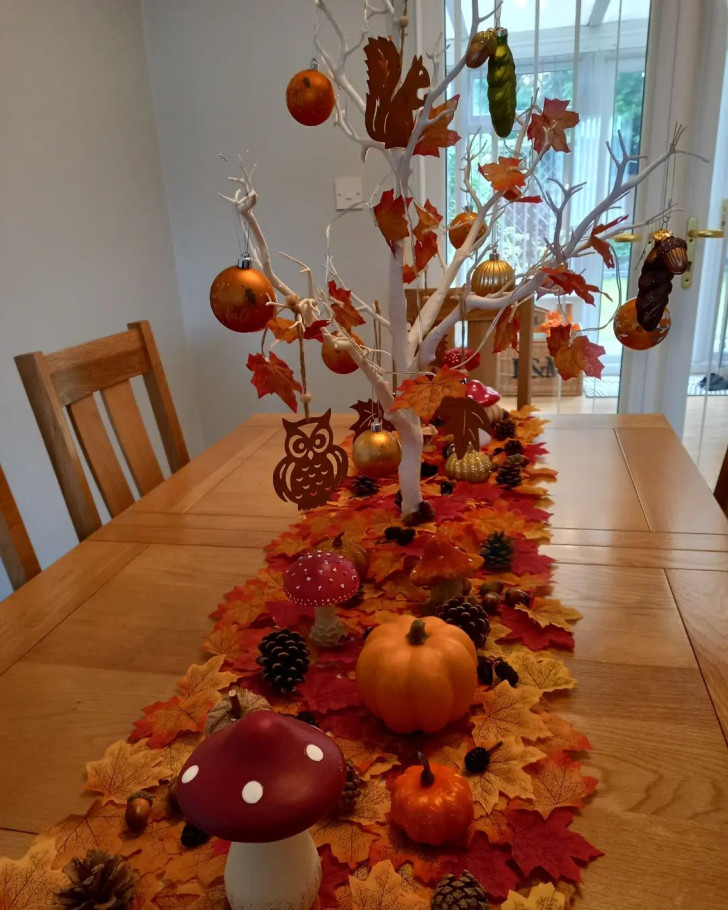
[480,531,514,571]
[438,596,490,648]
[496,456,522,488]
[55,850,138,910]
[257,629,310,694]
[351,474,379,497]
[334,761,362,816]
[504,438,523,456]
[491,414,516,440]
[431,871,488,909]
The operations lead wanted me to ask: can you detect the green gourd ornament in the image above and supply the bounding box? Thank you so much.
[487,29,516,138]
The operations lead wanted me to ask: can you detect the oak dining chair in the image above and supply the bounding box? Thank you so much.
[15,321,189,541]
[0,464,41,590]
[716,445,728,517]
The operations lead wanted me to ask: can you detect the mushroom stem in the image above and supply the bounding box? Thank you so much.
[406,619,429,646]
[309,605,346,648]
[417,752,435,787]
[224,833,321,910]
[228,689,242,718]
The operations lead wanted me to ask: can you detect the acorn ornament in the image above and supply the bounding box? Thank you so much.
[635,229,688,331]
[125,791,152,833]
[445,444,492,482]
[614,297,671,351]
[465,29,498,68]
[352,419,402,479]
[210,257,276,333]
[470,252,516,296]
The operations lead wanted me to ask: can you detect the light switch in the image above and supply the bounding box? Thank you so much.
[335,177,363,210]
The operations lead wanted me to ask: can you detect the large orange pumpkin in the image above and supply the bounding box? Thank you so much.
[355,616,478,733]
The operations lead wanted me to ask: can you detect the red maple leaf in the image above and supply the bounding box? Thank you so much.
[231,626,271,676]
[453,833,519,901]
[430,493,471,523]
[414,96,461,157]
[373,189,410,250]
[131,693,214,749]
[314,638,362,672]
[497,606,574,652]
[511,538,555,576]
[328,280,366,331]
[546,323,606,381]
[328,280,351,305]
[413,199,442,240]
[247,351,302,412]
[492,305,520,353]
[415,231,439,272]
[506,807,603,881]
[540,266,601,305]
[369,830,461,884]
[298,667,360,713]
[587,215,628,269]
[318,846,350,908]
[303,319,329,341]
[479,156,526,194]
[402,264,417,284]
[528,98,580,154]
[262,600,314,629]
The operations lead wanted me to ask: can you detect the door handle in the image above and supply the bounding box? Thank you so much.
[611,232,643,243]
[682,209,727,288]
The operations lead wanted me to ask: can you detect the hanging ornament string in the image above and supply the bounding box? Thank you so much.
[373,300,383,424]
[295,305,311,420]
[398,0,409,64]
[660,123,684,229]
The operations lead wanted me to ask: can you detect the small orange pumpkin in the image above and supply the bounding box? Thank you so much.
[390,753,473,846]
[355,616,478,733]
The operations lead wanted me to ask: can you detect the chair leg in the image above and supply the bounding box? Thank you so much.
[715,446,728,517]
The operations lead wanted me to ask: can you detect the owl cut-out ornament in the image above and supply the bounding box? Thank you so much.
[273,409,348,510]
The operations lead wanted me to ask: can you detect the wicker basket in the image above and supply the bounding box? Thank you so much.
[497,339,583,397]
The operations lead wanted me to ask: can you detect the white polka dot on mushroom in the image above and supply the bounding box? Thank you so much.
[306,744,324,762]
[242,781,264,804]
[181,765,199,784]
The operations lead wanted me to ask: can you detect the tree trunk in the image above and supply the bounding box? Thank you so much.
[388,406,423,516]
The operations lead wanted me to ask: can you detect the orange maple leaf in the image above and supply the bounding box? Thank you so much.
[467,738,545,815]
[472,682,550,745]
[176,656,238,699]
[492,305,520,353]
[404,232,440,284]
[519,752,598,818]
[528,98,580,154]
[46,800,126,868]
[311,816,377,868]
[266,316,299,343]
[85,740,171,804]
[479,156,526,194]
[373,189,410,250]
[413,199,442,240]
[536,311,580,334]
[247,351,302,412]
[350,860,426,910]
[546,323,606,381]
[368,547,405,583]
[413,95,461,157]
[540,266,602,305]
[391,366,466,420]
[587,215,628,269]
[131,692,218,749]
[0,839,66,909]
[411,534,482,584]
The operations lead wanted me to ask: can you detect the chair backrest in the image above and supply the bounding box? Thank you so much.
[15,321,189,541]
[0,465,40,590]
[716,445,728,517]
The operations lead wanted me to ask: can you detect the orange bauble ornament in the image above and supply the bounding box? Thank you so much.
[448,210,487,249]
[210,258,276,333]
[352,420,402,479]
[390,753,474,846]
[356,616,478,733]
[614,297,671,350]
[286,62,335,126]
[321,332,362,374]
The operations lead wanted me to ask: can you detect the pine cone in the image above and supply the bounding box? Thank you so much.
[351,474,379,497]
[438,596,490,649]
[494,658,519,687]
[496,457,522,489]
[477,656,494,686]
[334,761,362,816]
[55,850,138,910]
[504,438,524,456]
[480,531,514,572]
[431,871,488,910]
[257,628,310,694]
[491,414,517,440]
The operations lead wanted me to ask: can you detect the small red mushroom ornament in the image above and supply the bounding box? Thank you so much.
[283,551,359,647]
[441,347,481,372]
[177,711,347,910]
[466,380,504,441]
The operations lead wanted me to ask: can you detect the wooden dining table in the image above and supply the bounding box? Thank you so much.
[0,412,727,908]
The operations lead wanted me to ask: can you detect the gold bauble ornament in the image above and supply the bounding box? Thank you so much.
[445,445,492,482]
[470,252,516,296]
[352,420,402,479]
[210,257,276,333]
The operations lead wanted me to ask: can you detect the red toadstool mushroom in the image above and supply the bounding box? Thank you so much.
[466,381,504,441]
[283,551,359,647]
[177,711,347,910]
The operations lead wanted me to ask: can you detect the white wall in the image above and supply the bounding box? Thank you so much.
[142,0,397,445]
[0,0,202,597]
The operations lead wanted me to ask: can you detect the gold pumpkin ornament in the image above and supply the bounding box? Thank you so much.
[471,252,516,297]
[352,419,402,479]
[445,445,492,482]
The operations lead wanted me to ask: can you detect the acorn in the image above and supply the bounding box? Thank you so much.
[504,587,530,606]
[125,791,153,833]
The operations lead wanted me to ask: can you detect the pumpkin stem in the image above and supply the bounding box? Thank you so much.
[228,689,242,718]
[407,619,429,646]
[417,752,435,787]
[333,532,344,549]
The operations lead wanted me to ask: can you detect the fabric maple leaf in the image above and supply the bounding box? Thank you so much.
[534,713,592,754]
[540,266,601,305]
[346,779,391,827]
[546,323,606,381]
[506,652,575,694]
[498,606,575,651]
[85,740,171,804]
[318,846,350,909]
[369,827,460,884]
[247,351,302,412]
[506,807,603,881]
[329,280,367,331]
[472,681,550,745]
[466,737,546,815]
[414,96,461,157]
[520,752,598,819]
[298,667,360,713]
[528,98,580,154]
[350,860,426,910]
[479,156,527,194]
[373,189,410,251]
[349,399,395,439]
[514,596,582,631]
[435,395,491,458]
[501,882,566,910]
[391,366,466,420]
[452,832,520,901]
[413,199,442,240]
[510,538,555,576]
[0,838,66,910]
[587,215,628,269]
[177,655,238,698]
[304,319,329,341]
[46,800,126,868]
[266,316,299,343]
[131,691,217,749]
[493,305,520,353]
[311,816,377,868]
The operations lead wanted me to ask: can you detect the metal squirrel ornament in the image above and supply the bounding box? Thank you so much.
[635,229,688,331]
[273,409,348,511]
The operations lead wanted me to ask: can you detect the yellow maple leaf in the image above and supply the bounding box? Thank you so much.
[222,599,265,628]
[0,838,66,910]
[515,597,582,630]
[177,655,238,698]
[507,652,576,694]
[157,731,203,778]
[521,753,598,818]
[500,882,566,910]
[201,620,241,660]
[311,816,377,867]
[347,779,391,826]
[46,800,126,868]
[472,682,550,745]
[165,839,222,885]
[466,737,545,815]
[349,860,427,910]
[85,740,172,803]
[188,877,229,910]
[118,817,185,875]
[337,739,398,778]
